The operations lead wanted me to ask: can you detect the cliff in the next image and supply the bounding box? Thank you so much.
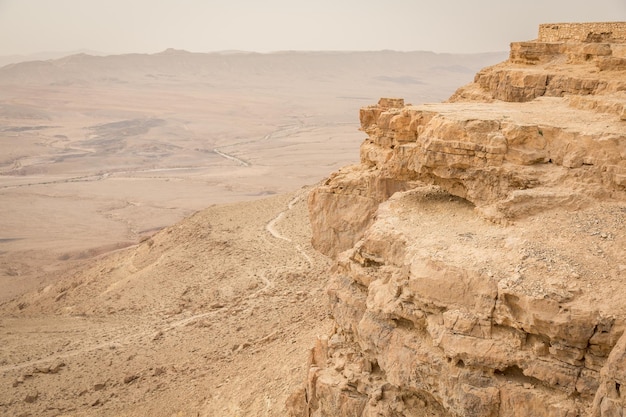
[292,23,626,416]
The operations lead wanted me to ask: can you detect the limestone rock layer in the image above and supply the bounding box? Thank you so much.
[291,23,626,417]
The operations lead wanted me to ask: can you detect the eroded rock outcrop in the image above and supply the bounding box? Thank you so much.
[293,23,626,417]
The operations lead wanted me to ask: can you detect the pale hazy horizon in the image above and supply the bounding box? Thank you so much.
[1,0,625,57]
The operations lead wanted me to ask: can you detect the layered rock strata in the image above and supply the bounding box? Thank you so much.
[293,23,626,417]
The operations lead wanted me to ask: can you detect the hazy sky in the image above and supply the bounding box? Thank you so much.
[0,0,625,56]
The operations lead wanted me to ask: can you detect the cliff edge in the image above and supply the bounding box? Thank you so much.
[292,23,626,416]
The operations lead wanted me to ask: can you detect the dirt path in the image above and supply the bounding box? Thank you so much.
[212,148,250,166]
[212,122,304,168]
[266,193,314,267]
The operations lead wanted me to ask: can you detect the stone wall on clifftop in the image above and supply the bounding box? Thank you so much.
[538,22,626,43]
[290,22,626,417]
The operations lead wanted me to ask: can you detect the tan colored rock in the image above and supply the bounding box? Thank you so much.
[452,23,626,103]
[294,22,626,417]
[23,390,38,404]
[351,97,625,221]
[537,22,626,43]
[299,184,626,416]
[308,166,415,257]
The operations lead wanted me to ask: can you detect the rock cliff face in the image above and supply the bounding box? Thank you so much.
[293,23,626,416]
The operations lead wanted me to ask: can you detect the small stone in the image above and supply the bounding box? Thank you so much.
[50,361,66,374]
[94,383,106,391]
[372,388,383,401]
[34,365,50,374]
[328,334,345,348]
[369,388,383,405]
[123,374,139,384]
[24,391,38,403]
[333,358,346,372]
[234,342,251,353]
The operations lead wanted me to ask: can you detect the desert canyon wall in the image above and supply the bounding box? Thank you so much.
[292,23,626,416]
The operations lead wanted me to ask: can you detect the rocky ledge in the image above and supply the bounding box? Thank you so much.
[289,23,626,416]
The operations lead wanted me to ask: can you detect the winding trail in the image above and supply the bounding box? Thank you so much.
[265,193,314,268]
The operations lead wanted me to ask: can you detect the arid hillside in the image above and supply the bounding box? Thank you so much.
[1,188,333,416]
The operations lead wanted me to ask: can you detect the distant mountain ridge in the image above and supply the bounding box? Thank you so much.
[0,49,507,90]
[0,49,105,68]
